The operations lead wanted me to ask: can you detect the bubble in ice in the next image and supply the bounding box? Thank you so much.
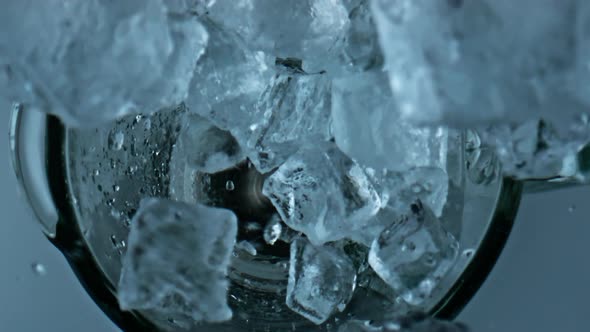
[225,180,235,191]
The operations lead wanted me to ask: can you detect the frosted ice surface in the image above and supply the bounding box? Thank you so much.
[246,67,332,172]
[204,0,349,73]
[332,71,448,172]
[0,0,208,127]
[263,142,381,245]
[370,0,587,127]
[368,201,458,307]
[287,238,357,325]
[118,198,237,323]
[185,18,273,136]
[176,113,244,173]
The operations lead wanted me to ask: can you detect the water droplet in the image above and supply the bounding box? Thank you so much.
[225,180,235,191]
[110,235,126,252]
[462,248,475,258]
[110,209,121,219]
[31,263,47,276]
[424,253,437,267]
[93,169,100,177]
[113,185,120,192]
[108,131,125,151]
[128,165,139,174]
[568,205,576,213]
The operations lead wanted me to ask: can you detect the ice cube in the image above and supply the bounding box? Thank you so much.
[204,0,349,72]
[246,69,332,172]
[117,198,237,323]
[1,0,208,127]
[185,18,273,136]
[368,201,458,307]
[176,113,244,173]
[332,71,448,172]
[370,0,585,127]
[351,167,449,247]
[287,238,357,325]
[263,142,381,245]
[385,168,449,218]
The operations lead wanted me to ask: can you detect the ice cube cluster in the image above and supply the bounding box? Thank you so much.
[10,0,590,328]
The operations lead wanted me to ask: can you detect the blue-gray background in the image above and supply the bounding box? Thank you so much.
[1,101,590,331]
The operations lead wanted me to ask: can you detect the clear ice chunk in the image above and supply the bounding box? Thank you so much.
[287,238,357,325]
[1,0,208,127]
[118,198,237,323]
[204,0,349,72]
[368,201,458,307]
[246,68,332,172]
[185,18,273,136]
[176,113,244,173]
[351,167,449,247]
[370,0,586,127]
[332,71,448,173]
[263,142,382,245]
